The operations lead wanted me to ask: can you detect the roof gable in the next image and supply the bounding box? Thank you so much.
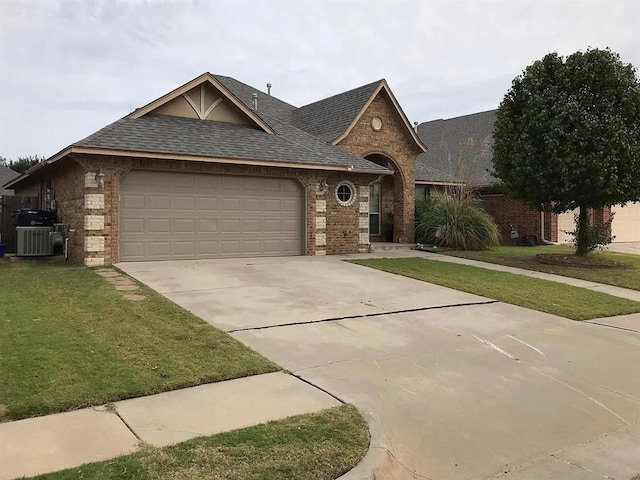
[0,164,19,192]
[292,79,426,152]
[128,73,274,134]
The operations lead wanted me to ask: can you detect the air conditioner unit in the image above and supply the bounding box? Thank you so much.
[17,227,54,256]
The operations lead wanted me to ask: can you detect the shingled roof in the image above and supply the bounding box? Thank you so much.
[73,111,388,173]
[291,80,383,142]
[0,164,19,194]
[415,110,497,187]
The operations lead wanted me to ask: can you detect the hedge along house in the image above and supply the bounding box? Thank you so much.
[415,110,640,244]
[5,73,425,266]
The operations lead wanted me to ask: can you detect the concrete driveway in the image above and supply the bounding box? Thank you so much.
[608,242,640,256]
[119,256,640,480]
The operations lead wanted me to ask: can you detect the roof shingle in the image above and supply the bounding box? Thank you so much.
[415,110,497,186]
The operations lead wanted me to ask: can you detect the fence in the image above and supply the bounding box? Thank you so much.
[0,195,38,253]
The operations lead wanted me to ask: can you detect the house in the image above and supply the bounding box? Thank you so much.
[3,73,426,265]
[416,110,640,244]
[0,164,19,196]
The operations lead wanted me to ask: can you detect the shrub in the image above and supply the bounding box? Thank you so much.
[564,212,615,254]
[415,196,500,250]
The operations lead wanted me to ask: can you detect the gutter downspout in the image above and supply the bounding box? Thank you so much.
[541,210,560,245]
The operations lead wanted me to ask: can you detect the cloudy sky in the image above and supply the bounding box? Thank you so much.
[0,0,638,160]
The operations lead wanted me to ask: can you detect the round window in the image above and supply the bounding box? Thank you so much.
[335,181,355,206]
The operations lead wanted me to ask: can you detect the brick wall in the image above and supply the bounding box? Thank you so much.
[480,193,558,245]
[337,89,423,243]
[52,154,378,264]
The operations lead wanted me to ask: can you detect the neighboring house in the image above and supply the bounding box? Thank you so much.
[415,110,640,244]
[4,73,426,265]
[0,164,19,196]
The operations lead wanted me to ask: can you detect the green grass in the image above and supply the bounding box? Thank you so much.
[351,258,640,320]
[441,245,640,290]
[30,405,369,480]
[0,260,279,422]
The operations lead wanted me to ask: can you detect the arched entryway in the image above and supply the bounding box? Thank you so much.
[365,153,407,243]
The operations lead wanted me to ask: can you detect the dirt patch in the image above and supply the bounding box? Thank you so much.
[536,253,631,269]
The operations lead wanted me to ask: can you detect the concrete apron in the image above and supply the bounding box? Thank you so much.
[0,372,339,480]
[119,256,640,480]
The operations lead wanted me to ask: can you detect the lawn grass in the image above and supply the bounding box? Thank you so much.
[351,258,640,320]
[441,245,640,291]
[0,260,279,422]
[30,405,369,480]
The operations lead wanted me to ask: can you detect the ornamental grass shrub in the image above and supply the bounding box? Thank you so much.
[415,196,500,250]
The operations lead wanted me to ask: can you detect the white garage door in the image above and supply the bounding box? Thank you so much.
[119,171,304,261]
[611,202,640,243]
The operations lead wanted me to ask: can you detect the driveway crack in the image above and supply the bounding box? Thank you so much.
[227,300,497,333]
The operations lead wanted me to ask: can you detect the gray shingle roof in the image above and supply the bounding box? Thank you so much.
[0,164,19,194]
[213,75,297,122]
[291,80,382,142]
[74,113,389,173]
[415,110,497,187]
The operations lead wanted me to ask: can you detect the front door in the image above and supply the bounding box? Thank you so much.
[369,183,381,236]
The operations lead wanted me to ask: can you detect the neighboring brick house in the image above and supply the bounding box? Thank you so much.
[415,110,639,244]
[4,73,425,265]
[0,165,19,196]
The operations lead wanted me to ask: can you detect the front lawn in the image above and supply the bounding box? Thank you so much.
[30,405,369,480]
[441,245,640,290]
[352,258,640,320]
[0,260,279,421]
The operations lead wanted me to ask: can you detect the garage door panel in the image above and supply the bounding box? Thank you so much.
[173,241,195,256]
[612,202,640,243]
[147,241,171,257]
[197,197,218,211]
[121,194,145,209]
[148,195,171,209]
[148,219,171,233]
[198,219,218,233]
[173,197,195,210]
[120,171,303,261]
[173,219,195,234]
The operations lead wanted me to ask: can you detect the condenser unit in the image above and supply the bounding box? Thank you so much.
[16,227,55,256]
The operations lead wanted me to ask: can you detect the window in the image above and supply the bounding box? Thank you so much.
[369,183,380,234]
[415,184,429,202]
[335,181,355,206]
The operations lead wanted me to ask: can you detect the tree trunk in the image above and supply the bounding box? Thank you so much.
[576,205,590,256]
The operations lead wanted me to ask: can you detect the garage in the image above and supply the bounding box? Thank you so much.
[611,202,640,243]
[119,170,304,261]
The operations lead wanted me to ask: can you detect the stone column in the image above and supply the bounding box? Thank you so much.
[83,172,106,266]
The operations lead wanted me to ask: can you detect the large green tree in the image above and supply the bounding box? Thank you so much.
[493,48,640,255]
[0,155,44,175]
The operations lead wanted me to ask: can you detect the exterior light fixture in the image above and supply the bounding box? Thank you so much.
[95,169,105,188]
[319,179,328,192]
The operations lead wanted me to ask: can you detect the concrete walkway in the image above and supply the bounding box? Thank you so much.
[0,372,340,480]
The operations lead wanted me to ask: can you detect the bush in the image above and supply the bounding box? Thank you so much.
[564,213,615,254]
[415,196,500,250]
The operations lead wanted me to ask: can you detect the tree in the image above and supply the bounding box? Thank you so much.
[493,48,640,255]
[0,155,45,175]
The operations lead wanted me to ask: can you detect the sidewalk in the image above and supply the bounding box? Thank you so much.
[0,372,340,480]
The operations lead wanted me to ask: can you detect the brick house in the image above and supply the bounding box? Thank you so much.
[416,110,640,244]
[4,73,425,265]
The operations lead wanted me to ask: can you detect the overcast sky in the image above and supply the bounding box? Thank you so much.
[0,0,638,160]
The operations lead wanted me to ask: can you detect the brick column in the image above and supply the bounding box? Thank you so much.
[358,186,370,252]
[314,182,327,255]
[83,173,106,266]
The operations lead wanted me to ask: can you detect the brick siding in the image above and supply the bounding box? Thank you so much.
[337,89,423,243]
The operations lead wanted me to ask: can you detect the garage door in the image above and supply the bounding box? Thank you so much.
[611,202,640,243]
[119,171,304,261]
